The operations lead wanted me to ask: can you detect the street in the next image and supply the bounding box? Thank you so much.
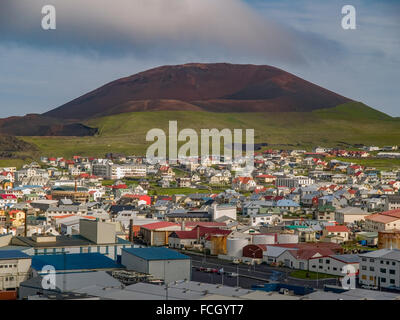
[186,252,339,290]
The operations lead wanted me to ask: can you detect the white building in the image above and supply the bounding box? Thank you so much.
[0,250,32,293]
[209,204,237,221]
[276,176,314,188]
[359,249,400,289]
[92,160,146,180]
[121,247,191,284]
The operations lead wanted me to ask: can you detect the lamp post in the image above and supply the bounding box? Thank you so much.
[236,264,239,288]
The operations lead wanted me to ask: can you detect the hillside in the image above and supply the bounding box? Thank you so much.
[21,102,400,158]
[43,63,351,120]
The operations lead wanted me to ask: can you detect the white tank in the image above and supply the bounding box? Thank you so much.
[253,234,275,245]
[277,233,298,244]
[227,237,249,257]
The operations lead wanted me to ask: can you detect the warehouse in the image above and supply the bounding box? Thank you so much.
[121,247,191,284]
[140,221,181,246]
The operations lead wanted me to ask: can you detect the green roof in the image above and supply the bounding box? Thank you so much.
[318,204,336,212]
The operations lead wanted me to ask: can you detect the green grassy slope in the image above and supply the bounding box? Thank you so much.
[20,102,400,158]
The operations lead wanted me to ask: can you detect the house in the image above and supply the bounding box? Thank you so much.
[249,214,281,227]
[0,194,17,209]
[364,209,400,232]
[385,195,400,211]
[308,254,360,277]
[232,177,257,191]
[335,207,370,224]
[321,225,350,243]
[277,248,334,270]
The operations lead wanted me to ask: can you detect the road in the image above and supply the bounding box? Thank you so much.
[186,252,339,290]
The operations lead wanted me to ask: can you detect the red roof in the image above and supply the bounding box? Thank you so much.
[184,222,226,229]
[325,225,349,233]
[256,174,276,179]
[171,226,231,240]
[381,209,400,219]
[289,248,334,260]
[141,221,180,230]
[0,194,16,200]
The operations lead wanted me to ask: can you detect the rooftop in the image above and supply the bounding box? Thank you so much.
[32,253,123,271]
[122,247,190,261]
[0,250,31,260]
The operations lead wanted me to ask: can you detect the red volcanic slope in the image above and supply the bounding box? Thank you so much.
[43,63,351,120]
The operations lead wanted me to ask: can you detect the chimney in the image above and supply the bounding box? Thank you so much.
[181,221,186,231]
[129,219,133,242]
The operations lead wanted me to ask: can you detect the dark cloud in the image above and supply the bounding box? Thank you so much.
[0,0,345,65]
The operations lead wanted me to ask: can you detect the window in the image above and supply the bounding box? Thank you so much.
[370,267,375,271]
[370,259,375,263]
[362,258,367,262]
[326,259,330,264]
[392,262,396,266]
[333,267,337,271]
[381,277,386,283]
[390,269,396,275]
[390,279,395,284]
[319,259,323,263]
[362,266,367,271]
[380,268,386,273]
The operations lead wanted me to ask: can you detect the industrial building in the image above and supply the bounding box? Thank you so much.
[0,250,32,299]
[359,249,400,289]
[140,221,181,246]
[121,247,191,284]
[10,220,134,260]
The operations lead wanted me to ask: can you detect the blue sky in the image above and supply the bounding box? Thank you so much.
[0,0,399,117]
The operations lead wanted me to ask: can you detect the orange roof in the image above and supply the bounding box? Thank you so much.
[365,213,400,224]
[141,221,180,230]
[325,225,349,233]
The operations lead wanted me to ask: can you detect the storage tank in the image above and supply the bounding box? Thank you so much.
[277,233,298,244]
[253,234,275,245]
[210,235,227,255]
[227,237,249,257]
[378,230,400,249]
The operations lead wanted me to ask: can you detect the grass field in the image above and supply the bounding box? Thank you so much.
[17,102,400,159]
[333,157,400,170]
[290,270,339,280]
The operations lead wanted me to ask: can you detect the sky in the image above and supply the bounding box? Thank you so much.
[0,0,399,117]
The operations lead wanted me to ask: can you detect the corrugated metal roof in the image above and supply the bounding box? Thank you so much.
[32,253,122,271]
[122,247,190,261]
[0,250,31,260]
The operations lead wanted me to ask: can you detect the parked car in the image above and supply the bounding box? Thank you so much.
[231,259,241,265]
[227,272,239,278]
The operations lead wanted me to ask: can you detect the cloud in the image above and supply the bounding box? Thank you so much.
[0,0,345,66]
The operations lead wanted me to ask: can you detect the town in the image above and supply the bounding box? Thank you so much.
[1,144,400,300]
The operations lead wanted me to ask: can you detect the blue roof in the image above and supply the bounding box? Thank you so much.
[31,253,122,271]
[0,250,31,260]
[276,199,300,207]
[122,247,190,261]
